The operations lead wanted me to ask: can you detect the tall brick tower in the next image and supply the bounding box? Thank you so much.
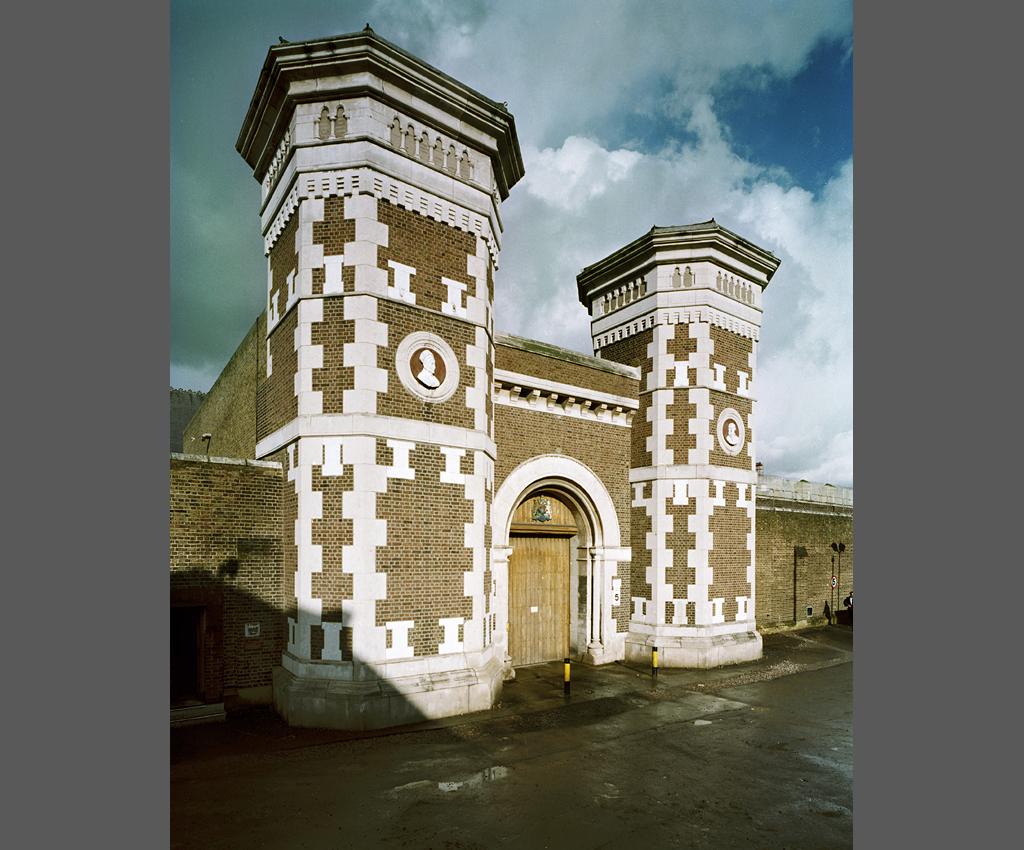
[577,223,780,667]
[236,29,523,728]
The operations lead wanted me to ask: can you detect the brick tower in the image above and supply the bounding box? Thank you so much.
[577,223,780,667]
[236,29,523,728]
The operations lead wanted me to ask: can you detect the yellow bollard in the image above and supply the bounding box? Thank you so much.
[563,657,571,695]
[652,645,659,678]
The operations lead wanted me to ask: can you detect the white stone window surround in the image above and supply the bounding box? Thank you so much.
[395,331,461,403]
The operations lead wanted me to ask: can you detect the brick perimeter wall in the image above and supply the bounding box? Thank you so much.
[171,389,206,453]
[182,313,263,460]
[170,456,285,702]
[755,501,854,626]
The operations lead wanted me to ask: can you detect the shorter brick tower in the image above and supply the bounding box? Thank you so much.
[577,223,780,667]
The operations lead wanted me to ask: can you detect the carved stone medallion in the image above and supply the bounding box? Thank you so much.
[716,407,746,456]
[395,332,459,403]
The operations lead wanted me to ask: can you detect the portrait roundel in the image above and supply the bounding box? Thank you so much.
[716,407,746,456]
[395,332,460,403]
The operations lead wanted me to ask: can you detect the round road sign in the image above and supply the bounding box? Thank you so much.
[831,575,838,588]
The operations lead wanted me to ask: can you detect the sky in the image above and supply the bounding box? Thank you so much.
[171,0,853,486]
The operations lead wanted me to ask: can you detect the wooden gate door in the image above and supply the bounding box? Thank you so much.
[508,534,570,666]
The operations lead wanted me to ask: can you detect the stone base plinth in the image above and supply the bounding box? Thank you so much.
[582,633,626,665]
[625,627,762,669]
[272,653,504,730]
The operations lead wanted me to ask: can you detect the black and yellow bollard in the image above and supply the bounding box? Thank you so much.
[651,645,659,678]
[563,657,571,695]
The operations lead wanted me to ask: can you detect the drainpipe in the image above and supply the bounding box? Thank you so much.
[793,546,808,622]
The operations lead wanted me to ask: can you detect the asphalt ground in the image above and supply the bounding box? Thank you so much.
[171,626,853,849]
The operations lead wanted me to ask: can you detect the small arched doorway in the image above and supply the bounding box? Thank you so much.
[507,492,579,666]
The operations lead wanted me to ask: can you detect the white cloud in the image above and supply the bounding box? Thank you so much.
[172,1,853,485]
[494,117,852,486]
[371,0,852,147]
[522,136,642,211]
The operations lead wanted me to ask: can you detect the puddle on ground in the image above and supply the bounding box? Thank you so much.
[386,766,511,797]
[388,780,434,794]
[437,765,510,792]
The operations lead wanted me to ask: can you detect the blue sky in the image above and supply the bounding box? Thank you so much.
[714,36,852,191]
[171,0,853,485]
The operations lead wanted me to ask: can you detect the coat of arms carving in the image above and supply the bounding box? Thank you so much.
[531,497,552,522]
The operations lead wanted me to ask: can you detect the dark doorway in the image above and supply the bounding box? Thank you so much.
[170,606,204,706]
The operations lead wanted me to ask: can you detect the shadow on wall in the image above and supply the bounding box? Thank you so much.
[170,568,429,730]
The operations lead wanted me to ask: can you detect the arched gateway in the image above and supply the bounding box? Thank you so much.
[491,456,630,674]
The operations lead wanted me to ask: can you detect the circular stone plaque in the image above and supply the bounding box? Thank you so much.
[716,407,746,456]
[395,332,460,403]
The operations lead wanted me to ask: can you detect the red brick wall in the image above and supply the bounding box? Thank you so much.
[169,456,285,704]
[664,497,696,624]
[494,405,632,631]
[311,298,356,415]
[256,309,298,442]
[375,442,476,655]
[629,484,652,622]
[268,214,297,324]
[377,299,481,431]
[601,329,654,470]
[708,482,753,622]
[708,390,754,470]
[309,455,354,660]
[495,345,639,399]
[311,197,356,295]
[377,200,476,312]
[755,500,854,626]
[709,326,752,393]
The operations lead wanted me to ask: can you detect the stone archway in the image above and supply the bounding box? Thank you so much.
[490,456,629,677]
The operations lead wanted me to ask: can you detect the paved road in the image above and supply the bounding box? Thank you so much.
[172,630,852,849]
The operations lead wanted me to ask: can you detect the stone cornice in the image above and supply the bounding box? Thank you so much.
[493,371,636,428]
[254,413,498,462]
[577,220,781,306]
[262,165,501,268]
[594,304,761,350]
[237,28,525,200]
